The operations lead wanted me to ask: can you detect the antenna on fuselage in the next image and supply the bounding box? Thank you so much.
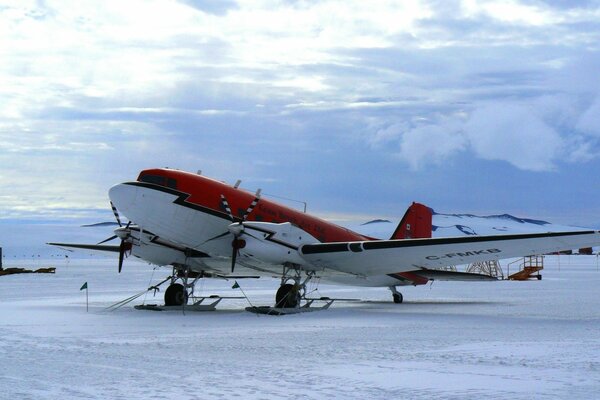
[234,180,242,188]
[196,170,202,175]
[262,192,307,213]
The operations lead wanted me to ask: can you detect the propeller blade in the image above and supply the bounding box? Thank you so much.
[241,196,260,222]
[230,238,246,274]
[220,194,261,222]
[204,231,231,243]
[97,234,118,245]
[110,201,122,227]
[118,241,126,273]
[231,245,237,273]
[220,195,235,221]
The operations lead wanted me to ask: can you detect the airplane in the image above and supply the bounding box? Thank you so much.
[50,168,600,310]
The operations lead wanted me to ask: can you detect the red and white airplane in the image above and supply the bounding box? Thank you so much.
[51,168,600,309]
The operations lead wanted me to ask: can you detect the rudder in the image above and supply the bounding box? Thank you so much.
[390,202,432,239]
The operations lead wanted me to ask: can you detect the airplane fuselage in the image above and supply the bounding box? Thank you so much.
[109,168,403,286]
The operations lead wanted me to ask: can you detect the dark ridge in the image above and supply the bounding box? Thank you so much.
[432,224,477,235]
[433,212,549,226]
[456,225,477,235]
[361,219,392,225]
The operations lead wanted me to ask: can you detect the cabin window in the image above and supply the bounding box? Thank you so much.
[139,174,177,189]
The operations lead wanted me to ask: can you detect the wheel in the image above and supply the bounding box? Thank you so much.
[275,283,300,308]
[393,293,403,304]
[164,283,188,306]
[537,275,542,280]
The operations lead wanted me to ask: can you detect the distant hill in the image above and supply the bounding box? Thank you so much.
[433,211,550,226]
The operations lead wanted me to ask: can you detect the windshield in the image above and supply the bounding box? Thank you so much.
[139,174,177,189]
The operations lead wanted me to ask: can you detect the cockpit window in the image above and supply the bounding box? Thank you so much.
[139,174,177,189]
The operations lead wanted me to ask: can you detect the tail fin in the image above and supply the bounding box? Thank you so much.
[390,202,432,240]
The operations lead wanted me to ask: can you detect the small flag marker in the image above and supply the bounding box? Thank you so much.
[80,282,89,312]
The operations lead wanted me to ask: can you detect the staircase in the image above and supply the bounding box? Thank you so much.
[507,255,544,281]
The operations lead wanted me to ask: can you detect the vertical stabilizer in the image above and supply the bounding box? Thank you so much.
[390,202,432,239]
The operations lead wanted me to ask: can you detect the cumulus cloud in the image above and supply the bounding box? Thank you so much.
[399,122,467,170]
[464,102,564,171]
[371,117,467,170]
[369,92,600,172]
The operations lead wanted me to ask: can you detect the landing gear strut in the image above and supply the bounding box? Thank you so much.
[274,264,315,308]
[389,286,403,304]
[162,264,203,306]
[245,267,334,314]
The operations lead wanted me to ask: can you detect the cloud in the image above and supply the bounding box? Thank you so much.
[577,95,600,136]
[178,0,239,16]
[464,102,564,171]
[399,122,467,169]
[461,0,560,27]
[1,0,600,223]
[366,89,600,172]
[369,117,467,170]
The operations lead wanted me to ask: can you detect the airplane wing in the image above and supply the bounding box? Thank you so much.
[47,242,120,253]
[300,230,600,277]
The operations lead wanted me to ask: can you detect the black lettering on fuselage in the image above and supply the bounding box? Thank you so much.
[426,248,502,261]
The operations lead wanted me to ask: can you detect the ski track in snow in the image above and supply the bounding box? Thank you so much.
[1,257,600,399]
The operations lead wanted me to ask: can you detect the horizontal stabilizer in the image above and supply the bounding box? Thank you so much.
[412,269,497,281]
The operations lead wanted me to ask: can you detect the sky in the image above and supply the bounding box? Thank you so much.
[1,0,600,227]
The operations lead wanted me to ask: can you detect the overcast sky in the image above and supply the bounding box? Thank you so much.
[1,0,600,226]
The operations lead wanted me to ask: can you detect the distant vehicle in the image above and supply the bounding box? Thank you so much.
[50,168,600,308]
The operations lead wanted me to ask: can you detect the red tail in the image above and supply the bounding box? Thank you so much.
[390,202,432,239]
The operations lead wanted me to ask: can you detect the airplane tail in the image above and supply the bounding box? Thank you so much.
[390,202,432,239]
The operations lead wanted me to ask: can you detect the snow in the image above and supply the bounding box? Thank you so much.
[1,256,600,399]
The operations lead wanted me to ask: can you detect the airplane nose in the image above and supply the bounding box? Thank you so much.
[109,183,138,214]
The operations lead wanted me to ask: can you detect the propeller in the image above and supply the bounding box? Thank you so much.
[97,201,132,273]
[117,235,132,273]
[220,193,260,273]
[96,201,126,244]
[116,222,132,273]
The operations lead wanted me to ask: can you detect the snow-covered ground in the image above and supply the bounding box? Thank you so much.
[1,256,599,399]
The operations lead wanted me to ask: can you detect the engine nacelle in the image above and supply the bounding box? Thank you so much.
[236,221,317,265]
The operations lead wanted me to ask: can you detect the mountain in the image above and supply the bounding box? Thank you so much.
[352,210,585,239]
